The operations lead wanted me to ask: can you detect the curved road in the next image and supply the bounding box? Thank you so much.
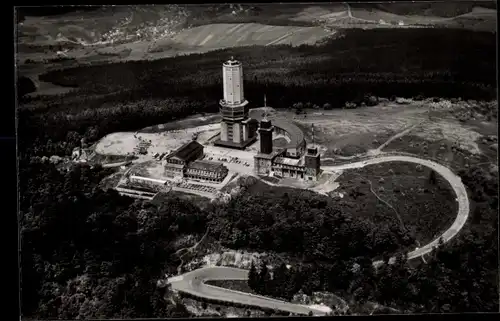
[321,154,469,264]
[168,267,329,316]
[169,153,470,314]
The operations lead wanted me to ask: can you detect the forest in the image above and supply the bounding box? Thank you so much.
[20,155,498,318]
[245,165,498,313]
[19,28,496,158]
[19,157,204,319]
[18,26,498,317]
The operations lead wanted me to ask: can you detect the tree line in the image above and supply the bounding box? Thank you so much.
[18,28,495,157]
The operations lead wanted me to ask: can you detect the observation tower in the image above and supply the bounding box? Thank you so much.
[215,57,257,149]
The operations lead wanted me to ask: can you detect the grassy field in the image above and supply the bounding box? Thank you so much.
[382,135,495,172]
[90,153,136,164]
[245,179,311,198]
[17,4,496,85]
[139,114,221,133]
[335,161,458,246]
[152,190,212,210]
[168,23,332,48]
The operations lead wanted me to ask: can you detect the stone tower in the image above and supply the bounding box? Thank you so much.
[258,115,274,154]
[304,124,321,180]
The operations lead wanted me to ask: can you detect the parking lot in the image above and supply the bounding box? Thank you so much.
[203,145,255,175]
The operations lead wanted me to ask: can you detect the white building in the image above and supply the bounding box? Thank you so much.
[216,57,256,149]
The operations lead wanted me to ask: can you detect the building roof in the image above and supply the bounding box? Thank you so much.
[242,118,258,124]
[255,151,280,160]
[223,57,241,66]
[165,163,184,168]
[259,119,273,129]
[250,108,305,150]
[306,146,319,156]
[169,141,203,161]
[187,160,227,172]
[274,157,304,167]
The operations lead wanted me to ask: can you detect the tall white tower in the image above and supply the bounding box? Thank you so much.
[217,57,252,148]
[222,56,245,104]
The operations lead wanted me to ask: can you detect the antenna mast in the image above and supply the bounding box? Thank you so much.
[264,94,267,107]
[312,123,315,147]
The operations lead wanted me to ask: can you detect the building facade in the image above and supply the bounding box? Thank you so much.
[304,146,321,181]
[272,157,306,179]
[253,119,321,181]
[164,141,229,183]
[184,160,229,183]
[258,118,274,154]
[164,141,204,177]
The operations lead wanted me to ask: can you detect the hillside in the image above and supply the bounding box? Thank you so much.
[17,2,496,61]
[167,23,332,49]
[18,28,496,157]
[355,1,497,17]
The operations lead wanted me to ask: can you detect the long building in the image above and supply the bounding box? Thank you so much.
[164,141,229,183]
[184,160,229,182]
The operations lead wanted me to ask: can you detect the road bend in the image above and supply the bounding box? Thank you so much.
[169,153,470,314]
[168,267,329,316]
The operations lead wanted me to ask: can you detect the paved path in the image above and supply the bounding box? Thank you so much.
[168,267,329,316]
[322,153,469,265]
[169,153,470,313]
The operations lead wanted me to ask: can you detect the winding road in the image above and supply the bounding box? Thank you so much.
[168,152,470,315]
[169,267,329,316]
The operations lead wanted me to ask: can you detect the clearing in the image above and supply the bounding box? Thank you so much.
[335,161,458,247]
[95,123,220,162]
[284,99,495,160]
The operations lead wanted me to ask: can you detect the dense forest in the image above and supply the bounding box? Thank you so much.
[18,26,498,317]
[207,187,415,260]
[245,166,498,313]
[17,6,101,17]
[19,28,496,157]
[19,157,207,318]
[20,155,498,317]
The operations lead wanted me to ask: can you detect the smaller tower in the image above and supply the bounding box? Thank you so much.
[304,124,321,180]
[258,118,274,154]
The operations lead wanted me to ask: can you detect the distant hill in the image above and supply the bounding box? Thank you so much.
[17,6,102,17]
[350,1,496,18]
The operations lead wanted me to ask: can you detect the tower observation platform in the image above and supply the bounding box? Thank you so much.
[215,57,257,149]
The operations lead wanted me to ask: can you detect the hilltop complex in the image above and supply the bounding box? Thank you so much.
[118,57,323,198]
[161,57,321,182]
[167,57,321,182]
